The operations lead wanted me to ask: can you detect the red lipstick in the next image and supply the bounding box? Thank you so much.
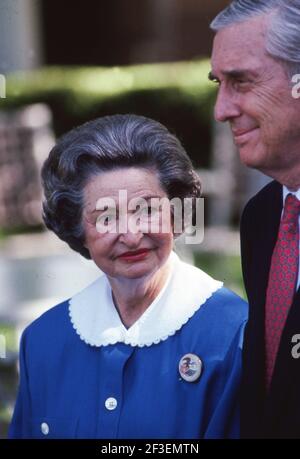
[118,249,151,262]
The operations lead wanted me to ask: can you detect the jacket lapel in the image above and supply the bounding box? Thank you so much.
[241,181,282,438]
[247,181,282,339]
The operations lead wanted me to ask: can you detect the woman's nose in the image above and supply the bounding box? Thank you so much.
[119,228,143,247]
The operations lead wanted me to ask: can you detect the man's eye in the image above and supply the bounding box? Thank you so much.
[233,79,250,88]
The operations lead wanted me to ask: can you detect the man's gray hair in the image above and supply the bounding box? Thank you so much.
[210,0,300,77]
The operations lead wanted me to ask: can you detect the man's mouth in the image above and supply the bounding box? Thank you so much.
[232,127,259,144]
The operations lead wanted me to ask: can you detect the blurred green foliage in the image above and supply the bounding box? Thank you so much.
[0,323,17,438]
[2,60,217,168]
[0,225,45,241]
[0,323,17,353]
[194,252,246,300]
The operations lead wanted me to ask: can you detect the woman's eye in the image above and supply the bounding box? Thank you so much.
[137,206,148,216]
[139,206,158,218]
[97,214,115,226]
[144,207,152,215]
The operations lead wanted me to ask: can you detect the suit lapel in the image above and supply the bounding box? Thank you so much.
[241,181,283,437]
[248,181,282,327]
[242,181,300,437]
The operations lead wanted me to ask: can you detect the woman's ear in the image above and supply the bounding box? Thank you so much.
[82,236,88,250]
[170,208,184,239]
[173,231,183,240]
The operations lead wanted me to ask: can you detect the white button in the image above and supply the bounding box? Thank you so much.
[105,397,118,410]
[41,422,49,435]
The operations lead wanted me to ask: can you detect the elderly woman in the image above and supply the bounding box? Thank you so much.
[9,114,247,439]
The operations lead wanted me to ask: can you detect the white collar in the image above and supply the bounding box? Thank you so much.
[69,252,223,347]
[283,185,300,202]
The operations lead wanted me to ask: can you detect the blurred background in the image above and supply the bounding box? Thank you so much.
[0,0,269,438]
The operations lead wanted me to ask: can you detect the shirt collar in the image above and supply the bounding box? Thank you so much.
[69,251,223,347]
[283,185,300,202]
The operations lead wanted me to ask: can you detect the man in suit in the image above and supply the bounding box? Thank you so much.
[209,1,300,438]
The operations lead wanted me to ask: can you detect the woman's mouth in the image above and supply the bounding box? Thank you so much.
[118,249,151,262]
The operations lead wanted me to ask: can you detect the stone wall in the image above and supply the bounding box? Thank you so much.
[0,104,54,230]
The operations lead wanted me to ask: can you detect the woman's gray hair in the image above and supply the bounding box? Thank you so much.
[41,114,201,259]
[210,0,300,77]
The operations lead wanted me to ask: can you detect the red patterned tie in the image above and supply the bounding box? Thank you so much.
[265,193,300,389]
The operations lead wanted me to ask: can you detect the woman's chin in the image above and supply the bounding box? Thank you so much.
[118,262,154,279]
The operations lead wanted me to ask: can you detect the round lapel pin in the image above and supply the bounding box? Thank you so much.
[179,353,203,382]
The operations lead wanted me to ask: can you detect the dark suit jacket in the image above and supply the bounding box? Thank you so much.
[240,180,300,438]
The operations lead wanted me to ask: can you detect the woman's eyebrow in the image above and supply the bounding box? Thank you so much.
[91,194,166,213]
[92,205,115,214]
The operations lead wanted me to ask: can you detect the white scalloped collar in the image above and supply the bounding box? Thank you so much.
[69,252,223,347]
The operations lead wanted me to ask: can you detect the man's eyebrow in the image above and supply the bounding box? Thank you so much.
[209,69,258,81]
[92,205,115,214]
[223,69,250,78]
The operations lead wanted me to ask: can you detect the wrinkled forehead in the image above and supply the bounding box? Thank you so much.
[211,15,269,71]
[83,167,167,213]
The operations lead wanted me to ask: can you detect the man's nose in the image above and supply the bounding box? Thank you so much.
[214,86,241,122]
